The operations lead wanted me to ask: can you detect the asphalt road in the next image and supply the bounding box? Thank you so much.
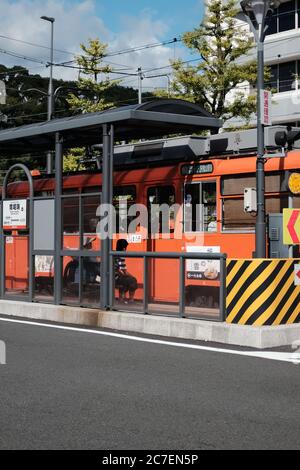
[0,317,300,450]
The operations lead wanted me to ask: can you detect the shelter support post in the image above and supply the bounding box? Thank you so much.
[54,133,63,305]
[101,124,114,310]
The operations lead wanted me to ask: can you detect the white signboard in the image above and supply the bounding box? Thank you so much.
[295,264,300,286]
[3,200,27,230]
[127,234,142,244]
[261,90,272,127]
[35,256,54,275]
[186,246,220,281]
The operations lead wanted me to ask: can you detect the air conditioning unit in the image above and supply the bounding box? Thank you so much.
[244,188,257,213]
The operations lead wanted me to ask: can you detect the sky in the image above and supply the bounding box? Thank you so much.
[0,0,204,91]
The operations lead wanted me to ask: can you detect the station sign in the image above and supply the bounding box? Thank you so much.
[181,163,213,176]
[283,209,300,245]
[3,199,27,230]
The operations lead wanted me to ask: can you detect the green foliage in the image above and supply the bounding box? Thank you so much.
[156,0,258,124]
[0,65,78,179]
[67,38,119,114]
[63,148,86,172]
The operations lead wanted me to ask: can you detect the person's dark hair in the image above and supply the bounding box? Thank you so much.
[116,239,129,251]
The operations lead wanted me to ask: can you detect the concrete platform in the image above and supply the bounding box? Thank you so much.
[0,299,300,349]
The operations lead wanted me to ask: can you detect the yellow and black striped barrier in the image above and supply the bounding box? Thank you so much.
[226,259,300,326]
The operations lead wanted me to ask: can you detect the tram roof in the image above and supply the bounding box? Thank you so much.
[0,99,222,155]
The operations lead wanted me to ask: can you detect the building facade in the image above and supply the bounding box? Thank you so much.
[237,0,300,126]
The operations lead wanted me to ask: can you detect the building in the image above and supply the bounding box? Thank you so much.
[235,0,300,126]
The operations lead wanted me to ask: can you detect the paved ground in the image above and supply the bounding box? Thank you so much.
[0,316,300,450]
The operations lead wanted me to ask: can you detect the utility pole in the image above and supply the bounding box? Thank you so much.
[137,67,144,104]
[41,15,55,174]
[0,80,7,127]
[240,0,282,258]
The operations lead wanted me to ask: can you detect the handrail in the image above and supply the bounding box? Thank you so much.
[111,251,227,260]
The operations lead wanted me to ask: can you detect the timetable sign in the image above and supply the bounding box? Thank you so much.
[3,199,27,230]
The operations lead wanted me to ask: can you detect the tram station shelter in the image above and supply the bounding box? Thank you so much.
[0,99,222,313]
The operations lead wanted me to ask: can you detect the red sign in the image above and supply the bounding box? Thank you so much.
[287,210,300,244]
[261,90,272,126]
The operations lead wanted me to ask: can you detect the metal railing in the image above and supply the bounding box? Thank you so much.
[110,251,227,321]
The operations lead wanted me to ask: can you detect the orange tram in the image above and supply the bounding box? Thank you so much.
[3,126,300,312]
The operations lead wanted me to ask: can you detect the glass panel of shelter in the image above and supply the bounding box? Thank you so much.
[61,191,101,308]
[33,198,55,303]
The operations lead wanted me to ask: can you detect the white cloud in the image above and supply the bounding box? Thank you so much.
[0,0,186,91]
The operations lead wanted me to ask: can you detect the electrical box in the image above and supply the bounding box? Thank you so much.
[244,188,257,213]
[268,214,289,258]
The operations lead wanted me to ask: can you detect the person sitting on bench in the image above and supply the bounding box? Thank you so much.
[115,239,138,303]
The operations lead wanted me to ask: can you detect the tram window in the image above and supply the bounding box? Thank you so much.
[62,187,80,194]
[266,195,288,213]
[222,172,287,196]
[147,186,176,234]
[222,196,289,231]
[82,186,101,194]
[62,197,80,250]
[223,199,255,231]
[34,190,54,197]
[293,197,300,208]
[83,195,101,251]
[184,182,217,233]
[114,186,137,233]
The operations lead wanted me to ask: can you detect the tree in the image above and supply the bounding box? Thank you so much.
[156,0,258,125]
[67,38,119,114]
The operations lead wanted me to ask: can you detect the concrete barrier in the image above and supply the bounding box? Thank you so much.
[227,259,300,326]
[0,299,300,349]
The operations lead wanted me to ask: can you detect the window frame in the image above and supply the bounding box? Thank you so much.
[266,0,298,36]
[183,180,218,234]
[113,185,137,234]
[147,185,176,235]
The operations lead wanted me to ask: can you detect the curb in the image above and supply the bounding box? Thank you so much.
[0,300,300,349]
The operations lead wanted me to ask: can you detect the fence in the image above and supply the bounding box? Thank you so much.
[110,251,227,321]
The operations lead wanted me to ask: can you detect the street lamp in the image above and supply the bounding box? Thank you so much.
[240,0,282,258]
[41,15,55,174]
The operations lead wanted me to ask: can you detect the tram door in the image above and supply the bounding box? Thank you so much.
[146,185,180,305]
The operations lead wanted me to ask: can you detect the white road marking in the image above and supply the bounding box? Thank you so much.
[0,316,298,364]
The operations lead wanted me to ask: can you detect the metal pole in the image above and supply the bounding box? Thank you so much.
[108,125,114,309]
[137,67,143,104]
[29,191,34,302]
[179,257,186,318]
[101,124,110,310]
[0,202,3,298]
[43,16,55,174]
[289,194,294,258]
[220,256,227,322]
[166,75,170,98]
[48,20,54,122]
[143,256,149,314]
[54,132,63,305]
[255,36,266,259]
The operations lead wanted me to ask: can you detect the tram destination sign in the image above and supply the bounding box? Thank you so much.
[181,162,213,176]
[3,199,27,230]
